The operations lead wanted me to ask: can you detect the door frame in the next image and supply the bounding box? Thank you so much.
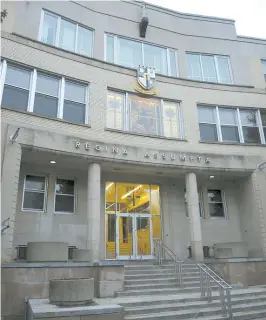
[116,213,154,260]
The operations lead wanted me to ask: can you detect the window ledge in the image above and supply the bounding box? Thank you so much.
[105,127,187,141]
[199,140,266,147]
[2,107,91,128]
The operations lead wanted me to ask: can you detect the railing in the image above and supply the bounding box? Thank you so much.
[1,218,10,234]
[153,238,183,287]
[197,263,233,319]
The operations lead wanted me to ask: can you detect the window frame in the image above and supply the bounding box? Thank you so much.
[39,10,94,57]
[1,60,89,125]
[198,104,266,145]
[104,33,179,77]
[186,52,233,84]
[54,177,76,214]
[261,60,266,81]
[21,174,48,213]
[106,89,183,139]
[207,189,227,219]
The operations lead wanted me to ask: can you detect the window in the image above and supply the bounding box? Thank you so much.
[1,61,88,124]
[22,175,46,211]
[55,179,75,213]
[186,53,232,84]
[262,60,266,81]
[208,190,226,218]
[105,34,178,77]
[40,11,93,57]
[2,65,31,111]
[107,91,183,139]
[198,105,265,144]
[107,215,116,242]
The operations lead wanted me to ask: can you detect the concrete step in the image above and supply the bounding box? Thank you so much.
[124,281,215,291]
[124,295,266,316]
[125,268,199,275]
[125,276,202,285]
[125,271,199,280]
[124,302,266,320]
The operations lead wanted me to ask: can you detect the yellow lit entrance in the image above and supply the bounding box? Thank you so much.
[105,182,161,260]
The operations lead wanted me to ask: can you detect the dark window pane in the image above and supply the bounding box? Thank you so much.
[56,179,74,195]
[221,126,240,142]
[5,65,31,89]
[242,127,261,144]
[34,94,58,118]
[260,111,266,126]
[209,203,224,217]
[25,175,45,191]
[2,85,29,111]
[208,190,222,202]
[23,191,44,210]
[55,195,74,212]
[107,215,116,242]
[63,101,85,124]
[129,116,158,135]
[199,123,218,141]
[264,128,266,141]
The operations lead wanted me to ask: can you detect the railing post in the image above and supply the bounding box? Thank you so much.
[207,275,211,302]
[226,288,233,320]
[199,268,203,297]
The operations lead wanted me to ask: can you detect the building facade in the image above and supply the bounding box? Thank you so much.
[1,0,266,263]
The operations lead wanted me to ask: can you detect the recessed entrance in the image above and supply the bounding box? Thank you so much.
[105,182,161,260]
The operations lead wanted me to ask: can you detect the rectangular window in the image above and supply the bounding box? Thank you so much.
[186,53,232,84]
[1,61,88,125]
[105,34,178,77]
[107,91,182,139]
[2,65,31,111]
[198,105,265,145]
[208,189,225,218]
[40,11,93,57]
[262,60,266,81]
[22,175,46,211]
[260,110,266,140]
[55,178,75,213]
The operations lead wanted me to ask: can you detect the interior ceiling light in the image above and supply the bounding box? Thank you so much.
[121,185,142,199]
[209,175,215,179]
[50,160,56,164]
[106,182,114,191]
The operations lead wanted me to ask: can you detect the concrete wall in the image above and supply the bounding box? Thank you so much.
[1,264,124,320]
[1,1,266,88]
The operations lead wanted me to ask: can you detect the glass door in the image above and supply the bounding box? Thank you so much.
[136,214,153,259]
[116,213,134,259]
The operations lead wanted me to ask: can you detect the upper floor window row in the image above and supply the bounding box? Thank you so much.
[105,34,178,77]
[107,90,183,139]
[39,10,93,57]
[198,105,266,145]
[187,53,232,84]
[262,60,266,81]
[0,61,88,124]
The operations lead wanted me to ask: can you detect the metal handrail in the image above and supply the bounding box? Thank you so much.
[1,218,10,234]
[153,238,183,287]
[197,263,233,319]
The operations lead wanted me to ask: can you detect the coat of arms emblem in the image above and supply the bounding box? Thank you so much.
[137,66,156,90]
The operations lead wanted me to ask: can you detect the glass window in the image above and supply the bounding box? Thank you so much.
[169,50,177,77]
[201,55,217,83]
[198,106,218,141]
[128,95,160,136]
[41,12,57,46]
[23,175,46,211]
[162,101,179,138]
[63,81,86,124]
[118,38,142,69]
[55,179,75,213]
[219,108,239,142]
[208,189,225,218]
[260,110,266,140]
[143,44,167,75]
[106,35,114,63]
[262,60,266,81]
[240,110,261,144]
[2,65,31,111]
[77,25,93,56]
[59,19,76,52]
[34,74,59,118]
[217,56,231,84]
[187,53,202,81]
[107,91,124,130]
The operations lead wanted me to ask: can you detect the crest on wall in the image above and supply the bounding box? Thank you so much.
[134,66,157,95]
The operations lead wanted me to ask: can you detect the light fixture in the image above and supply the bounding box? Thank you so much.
[121,185,142,199]
[50,160,56,164]
[106,182,114,191]
[209,175,215,179]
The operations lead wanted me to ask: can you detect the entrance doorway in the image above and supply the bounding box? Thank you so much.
[105,182,161,260]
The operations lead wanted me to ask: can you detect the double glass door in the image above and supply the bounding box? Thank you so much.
[116,213,153,260]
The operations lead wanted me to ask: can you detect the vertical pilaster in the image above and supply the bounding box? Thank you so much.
[185,172,204,261]
[87,162,101,262]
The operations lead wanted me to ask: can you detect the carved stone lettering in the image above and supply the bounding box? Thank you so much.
[123,149,128,155]
[154,153,158,159]
[95,145,101,151]
[170,154,176,160]
[112,147,119,153]
[162,154,166,160]
[180,155,186,161]
[205,158,210,163]
[85,143,90,150]
[75,142,80,148]
[144,152,150,158]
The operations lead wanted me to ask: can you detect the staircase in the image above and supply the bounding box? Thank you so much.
[114,262,266,319]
